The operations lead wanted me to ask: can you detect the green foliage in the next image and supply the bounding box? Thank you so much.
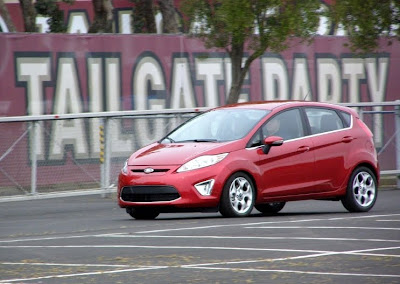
[131,0,156,33]
[181,0,320,53]
[330,0,400,52]
[180,0,320,103]
[35,0,74,33]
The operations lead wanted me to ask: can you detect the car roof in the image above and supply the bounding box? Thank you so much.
[217,100,353,113]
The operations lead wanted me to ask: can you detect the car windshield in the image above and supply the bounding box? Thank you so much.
[162,109,269,143]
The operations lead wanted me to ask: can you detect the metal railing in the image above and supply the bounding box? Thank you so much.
[0,101,399,201]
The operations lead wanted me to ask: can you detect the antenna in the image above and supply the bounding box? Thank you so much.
[303,89,311,101]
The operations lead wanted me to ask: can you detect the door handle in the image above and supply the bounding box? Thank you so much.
[297,146,310,153]
[342,136,354,143]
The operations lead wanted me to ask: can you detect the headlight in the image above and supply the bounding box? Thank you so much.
[177,153,228,173]
[122,159,128,174]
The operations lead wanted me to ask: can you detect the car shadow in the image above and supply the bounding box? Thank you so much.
[133,210,351,221]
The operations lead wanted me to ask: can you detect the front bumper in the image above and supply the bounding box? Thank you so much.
[118,164,230,210]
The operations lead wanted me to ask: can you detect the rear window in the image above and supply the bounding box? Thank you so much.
[305,108,346,135]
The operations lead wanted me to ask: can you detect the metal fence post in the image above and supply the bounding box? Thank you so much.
[30,121,38,195]
[396,100,400,188]
[103,117,112,197]
[99,120,105,195]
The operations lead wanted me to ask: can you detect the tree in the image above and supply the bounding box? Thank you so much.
[132,0,156,33]
[0,0,16,32]
[19,0,37,32]
[330,0,400,52]
[181,0,320,104]
[35,0,72,33]
[158,0,180,33]
[89,0,113,33]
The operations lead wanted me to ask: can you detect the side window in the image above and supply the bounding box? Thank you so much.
[261,109,304,141]
[305,108,345,135]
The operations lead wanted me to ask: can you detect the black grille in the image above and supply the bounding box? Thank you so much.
[121,186,180,202]
[131,169,169,173]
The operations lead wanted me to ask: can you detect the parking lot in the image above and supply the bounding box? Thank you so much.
[0,188,399,284]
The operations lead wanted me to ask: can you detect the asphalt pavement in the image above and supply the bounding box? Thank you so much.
[0,188,399,284]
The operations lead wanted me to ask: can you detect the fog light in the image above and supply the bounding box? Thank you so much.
[194,179,215,196]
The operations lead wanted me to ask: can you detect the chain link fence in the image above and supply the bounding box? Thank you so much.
[0,103,399,199]
[0,110,202,199]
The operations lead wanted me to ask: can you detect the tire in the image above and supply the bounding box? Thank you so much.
[341,166,378,212]
[219,172,255,217]
[126,207,160,220]
[255,202,286,215]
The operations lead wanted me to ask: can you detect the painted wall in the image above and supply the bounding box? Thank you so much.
[0,33,398,189]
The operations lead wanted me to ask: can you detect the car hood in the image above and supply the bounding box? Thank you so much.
[128,142,237,166]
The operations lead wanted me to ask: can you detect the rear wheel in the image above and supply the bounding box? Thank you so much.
[219,172,255,217]
[341,167,377,212]
[255,202,286,215]
[126,207,159,220]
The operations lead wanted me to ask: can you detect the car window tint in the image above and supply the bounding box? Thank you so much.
[261,108,304,141]
[305,108,345,134]
[247,129,263,147]
[339,111,352,127]
[167,109,269,143]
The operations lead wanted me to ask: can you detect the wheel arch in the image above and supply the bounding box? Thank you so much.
[219,169,259,200]
[350,162,380,186]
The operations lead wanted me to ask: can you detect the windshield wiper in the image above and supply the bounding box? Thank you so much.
[177,139,218,143]
[161,136,176,143]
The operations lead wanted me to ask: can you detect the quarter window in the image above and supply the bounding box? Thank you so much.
[305,108,345,135]
[339,111,352,127]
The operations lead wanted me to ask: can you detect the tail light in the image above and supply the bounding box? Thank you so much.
[357,118,373,138]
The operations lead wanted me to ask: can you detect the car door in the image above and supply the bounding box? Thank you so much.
[253,108,316,199]
[304,107,353,192]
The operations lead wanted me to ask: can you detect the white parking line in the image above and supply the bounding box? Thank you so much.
[0,245,330,253]
[1,213,399,282]
[105,234,400,243]
[137,213,400,234]
[182,266,400,278]
[245,226,400,230]
[1,262,132,268]
[0,234,116,243]
[0,266,168,283]
[180,245,400,278]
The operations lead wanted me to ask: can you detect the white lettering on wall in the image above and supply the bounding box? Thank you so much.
[262,57,289,100]
[105,57,133,155]
[87,57,103,157]
[292,57,312,100]
[170,57,196,109]
[14,51,392,163]
[133,55,166,146]
[16,56,51,160]
[317,57,342,103]
[365,57,389,147]
[195,57,224,107]
[49,56,88,160]
[117,10,132,34]
[67,12,89,34]
[342,58,365,103]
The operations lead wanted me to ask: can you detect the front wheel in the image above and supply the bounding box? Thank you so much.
[219,172,255,217]
[341,167,377,212]
[126,207,159,220]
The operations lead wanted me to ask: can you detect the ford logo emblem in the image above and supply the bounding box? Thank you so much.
[144,168,155,174]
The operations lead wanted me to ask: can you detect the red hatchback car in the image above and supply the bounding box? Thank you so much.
[118,101,379,219]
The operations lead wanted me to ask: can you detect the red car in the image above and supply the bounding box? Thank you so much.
[118,101,379,219]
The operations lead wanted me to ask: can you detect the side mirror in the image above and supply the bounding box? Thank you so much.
[262,136,284,154]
